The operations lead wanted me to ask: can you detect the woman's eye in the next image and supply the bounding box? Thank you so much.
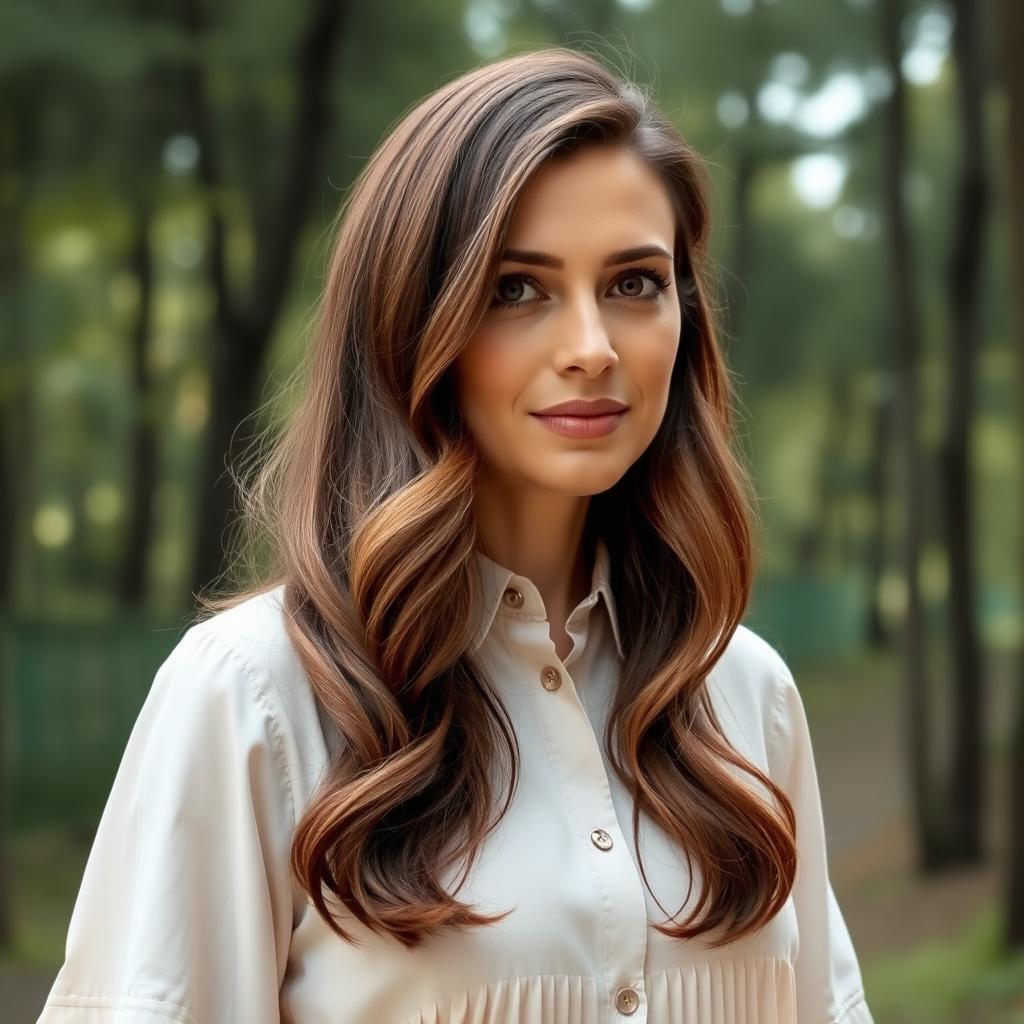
[489,266,672,311]
[492,275,542,309]
[613,271,667,300]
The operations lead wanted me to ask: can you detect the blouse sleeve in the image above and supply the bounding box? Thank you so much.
[767,662,875,1024]
[37,623,297,1024]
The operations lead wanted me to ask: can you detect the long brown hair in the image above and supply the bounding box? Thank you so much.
[196,46,796,951]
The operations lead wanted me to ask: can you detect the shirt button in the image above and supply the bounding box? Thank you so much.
[590,827,613,850]
[502,587,523,608]
[614,986,640,1014]
[540,666,561,691]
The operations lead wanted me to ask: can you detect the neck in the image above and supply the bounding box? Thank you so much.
[472,466,595,619]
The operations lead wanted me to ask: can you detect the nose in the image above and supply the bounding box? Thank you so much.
[555,295,618,375]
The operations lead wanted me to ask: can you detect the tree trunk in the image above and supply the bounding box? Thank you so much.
[0,98,36,947]
[880,0,942,870]
[189,327,266,598]
[935,0,990,867]
[865,382,894,648]
[993,0,1024,948]
[116,203,158,606]
[794,370,852,574]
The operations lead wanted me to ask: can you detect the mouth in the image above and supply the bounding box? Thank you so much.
[529,409,628,439]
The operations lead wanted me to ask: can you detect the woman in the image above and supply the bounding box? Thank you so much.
[40,47,874,1023]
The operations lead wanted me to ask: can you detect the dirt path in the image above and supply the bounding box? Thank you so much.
[1,961,56,1024]
[806,647,1016,962]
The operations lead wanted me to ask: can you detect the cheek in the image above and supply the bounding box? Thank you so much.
[628,317,680,415]
[454,333,530,444]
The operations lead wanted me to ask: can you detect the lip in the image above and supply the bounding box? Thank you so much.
[529,409,628,439]
[531,398,629,416]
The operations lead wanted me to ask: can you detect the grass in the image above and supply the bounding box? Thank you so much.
[863,906,1024,1024]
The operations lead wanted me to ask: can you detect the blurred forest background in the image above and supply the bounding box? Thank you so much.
[2,0,1023,1021]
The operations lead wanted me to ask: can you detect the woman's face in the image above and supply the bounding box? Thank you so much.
[453,143,682,497]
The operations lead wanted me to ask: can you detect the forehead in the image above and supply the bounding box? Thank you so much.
[502,145,676,255]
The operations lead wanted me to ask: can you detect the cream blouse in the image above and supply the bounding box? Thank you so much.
[39,539,874,1023]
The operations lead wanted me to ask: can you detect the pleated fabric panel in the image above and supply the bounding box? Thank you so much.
[404,958,803,1023]
[646,955,797,1023]
[405,974,598,1024]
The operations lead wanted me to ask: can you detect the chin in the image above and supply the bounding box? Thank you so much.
[527,464,628,496]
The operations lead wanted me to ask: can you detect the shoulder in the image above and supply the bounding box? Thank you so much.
[157,585,329,796]
[704,623,794,762]
[178,585,317,712]
[708,622,791,708]
[185,584,306,702]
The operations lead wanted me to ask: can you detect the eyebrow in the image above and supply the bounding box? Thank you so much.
[499,244,673,268]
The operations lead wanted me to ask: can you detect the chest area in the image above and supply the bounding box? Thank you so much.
[283,628,796,1023]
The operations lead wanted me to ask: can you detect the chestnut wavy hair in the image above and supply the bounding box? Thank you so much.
[196,46,797,951]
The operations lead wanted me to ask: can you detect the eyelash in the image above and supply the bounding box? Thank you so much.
[491,266,672,310]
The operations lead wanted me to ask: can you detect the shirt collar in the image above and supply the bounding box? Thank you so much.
[469,536,624,658]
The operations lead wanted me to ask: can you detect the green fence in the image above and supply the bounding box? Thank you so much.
[744,570,870,668]
[2,614,190,832]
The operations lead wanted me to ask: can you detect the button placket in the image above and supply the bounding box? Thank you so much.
[498,574,650,1022]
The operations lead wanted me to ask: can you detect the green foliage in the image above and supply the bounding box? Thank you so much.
[863,906,1024,1024]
